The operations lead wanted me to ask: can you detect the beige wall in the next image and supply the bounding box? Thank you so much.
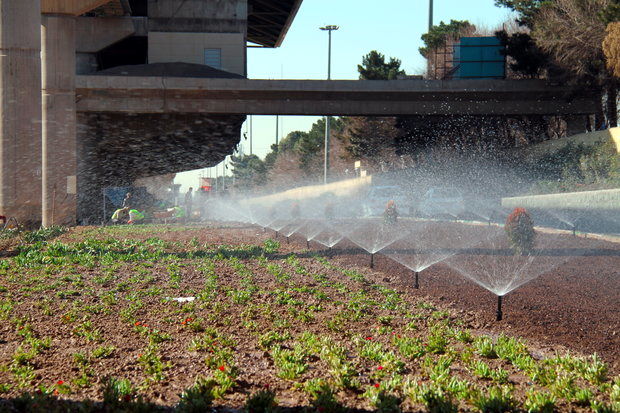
[502,188,620,211]
[518,127,620,163]
[148,32,245,76]
[241,176,373,208]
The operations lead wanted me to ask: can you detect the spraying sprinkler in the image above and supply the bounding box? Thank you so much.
[275,230,278,239]
[488,211,495,227]
[413,270,419,289]
[370,252,375,269]
[496,295,503,321]
[571,223,577,237]
[306,239,310,249]
[286,236,290,244]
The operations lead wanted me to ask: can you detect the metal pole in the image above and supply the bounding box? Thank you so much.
[496,295,503,321]
[324,29,332,184]
[249,115,253,155]
[215,165,219,193]
[429,0,433,31]
[327,29,332,80]
[320,25,338,185]
[324,116,330,184]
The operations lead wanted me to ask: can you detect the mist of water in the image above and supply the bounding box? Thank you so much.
[338,218,409,254]
[383,220,475,274]
[443,219,602,297]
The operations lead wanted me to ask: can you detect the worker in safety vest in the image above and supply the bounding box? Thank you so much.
[128,209,145,224]
[172,206,185,219]
[111,207,130,224]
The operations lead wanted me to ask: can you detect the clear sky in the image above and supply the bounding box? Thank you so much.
[175,0,515,190]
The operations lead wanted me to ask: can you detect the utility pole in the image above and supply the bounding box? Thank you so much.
[320,25,339,184]
[249,115,253,155]
[429,0,433,31]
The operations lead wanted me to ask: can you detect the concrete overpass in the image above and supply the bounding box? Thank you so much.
[76,76,597,116]
[0,0,600,227]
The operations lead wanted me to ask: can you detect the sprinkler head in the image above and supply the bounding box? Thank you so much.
[414,271,419,289]
[496,295,503,321]
[306,239,310,249]
[275,231,278,239]
[370,253,374,269]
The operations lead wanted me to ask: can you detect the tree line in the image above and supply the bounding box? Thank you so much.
[229,0,619,193]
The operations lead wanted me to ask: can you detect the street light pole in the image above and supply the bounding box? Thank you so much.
[429,0,433,31]
[320,25,339,184]
[249,115,253,155]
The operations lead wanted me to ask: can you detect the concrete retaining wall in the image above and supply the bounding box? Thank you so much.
[502,188,620,211]
[241,176,373,207]
[519,127,620,162]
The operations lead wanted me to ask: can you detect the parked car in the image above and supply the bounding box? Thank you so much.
[361,186,413,217]
[417,187,465,218]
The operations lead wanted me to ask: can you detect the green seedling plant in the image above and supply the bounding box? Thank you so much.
[0,225,618,412]
[245,387,278,413]
[270,344,308,380]
[137,344,172,384]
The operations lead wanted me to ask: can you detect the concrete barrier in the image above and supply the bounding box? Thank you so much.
[240,176,373,207]
[502,188,620,211]
[519,127,620,162]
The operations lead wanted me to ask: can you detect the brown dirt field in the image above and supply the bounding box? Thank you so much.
[0,222,618,411]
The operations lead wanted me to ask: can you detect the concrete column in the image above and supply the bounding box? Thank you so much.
[565,115,587,137]
[0,1,42,224]
[42,15,77,226]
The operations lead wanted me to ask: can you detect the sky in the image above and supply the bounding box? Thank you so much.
[175,0,515,190]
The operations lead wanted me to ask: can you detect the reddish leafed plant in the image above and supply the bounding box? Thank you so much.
[505,207,535,255]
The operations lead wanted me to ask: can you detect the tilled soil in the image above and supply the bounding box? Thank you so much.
[293,229,620,374]
[0,222,618,411]
[62,223,620,371]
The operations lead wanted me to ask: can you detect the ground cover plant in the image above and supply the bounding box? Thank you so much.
[0,224,618,411]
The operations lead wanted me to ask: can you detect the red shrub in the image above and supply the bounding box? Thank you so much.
[505,207,535,254]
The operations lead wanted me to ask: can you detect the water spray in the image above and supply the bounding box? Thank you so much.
[496,295,503,321]
[413,270,419,289]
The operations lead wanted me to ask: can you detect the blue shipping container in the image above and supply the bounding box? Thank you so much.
[453,37,505,79]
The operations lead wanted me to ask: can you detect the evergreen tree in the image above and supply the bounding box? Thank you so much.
[357,51,405,80]
[230,154,267,190]
[418,20,474,58]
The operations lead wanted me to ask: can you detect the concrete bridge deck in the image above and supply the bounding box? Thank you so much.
[76,77,597,116]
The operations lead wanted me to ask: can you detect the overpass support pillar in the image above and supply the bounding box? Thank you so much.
[42,15,77,226]
[0,1,43,224]
[565,115,587,137]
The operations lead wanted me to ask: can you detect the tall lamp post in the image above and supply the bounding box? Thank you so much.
[429,0,433,31]
[320,25,338,184]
